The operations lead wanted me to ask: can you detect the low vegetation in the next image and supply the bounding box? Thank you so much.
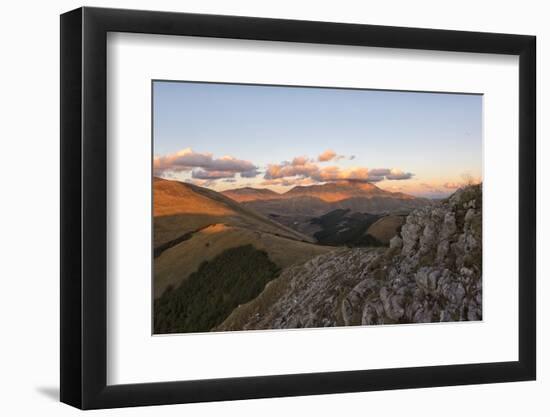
[154,245,281,334]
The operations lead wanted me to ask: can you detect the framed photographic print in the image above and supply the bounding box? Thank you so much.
[60,7,536,409]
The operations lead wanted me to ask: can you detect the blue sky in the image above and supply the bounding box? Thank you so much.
[153,81,482,198]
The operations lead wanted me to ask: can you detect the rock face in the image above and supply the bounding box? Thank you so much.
[346,184,482,325]
[217,184,482,330]
[217,248,384,330]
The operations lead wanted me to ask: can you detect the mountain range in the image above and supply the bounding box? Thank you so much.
[152,176,468,334]
[222,180,430,217]
[223,180,417,203]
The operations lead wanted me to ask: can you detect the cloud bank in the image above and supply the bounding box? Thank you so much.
[154,148,259,179]
[155,148,414,187]
[264,155,413,184]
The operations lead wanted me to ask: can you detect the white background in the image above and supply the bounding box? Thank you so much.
[108,33,519,384]
[0,0,546,416]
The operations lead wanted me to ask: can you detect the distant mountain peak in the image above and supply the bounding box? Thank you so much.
[283,180,393,202]
[221,186,281,202]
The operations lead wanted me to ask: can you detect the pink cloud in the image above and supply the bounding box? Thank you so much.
[154,148,258,178]
[264,160,320,180]
[291,156,310,166]
[265,157,413,183]
[317,149,349,162]
[318,149,337,162]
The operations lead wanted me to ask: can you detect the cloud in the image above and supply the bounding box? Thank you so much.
[315,166,371,182]
[154,148,258,178]
[291,155,311,166]
[318,150,358,163]
[264,158,414,183]
[318,149,337,162]
[365,168,413,180]
[240,169,260,178]
[264,160,320,180]
[208,155,257,173]
[191,169,236,180]
[368,168,391,176]
[261,177,317,187]
[386,169,414,180]
[364,175,385,182]
[317,149,348,162]
[156,148,414,186]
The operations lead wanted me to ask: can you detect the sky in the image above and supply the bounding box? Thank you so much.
[153,81,482,198]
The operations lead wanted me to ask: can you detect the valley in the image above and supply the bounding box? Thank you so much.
[222,179,427,247]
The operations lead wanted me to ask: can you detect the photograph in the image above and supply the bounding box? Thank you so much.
[152,81,483,334]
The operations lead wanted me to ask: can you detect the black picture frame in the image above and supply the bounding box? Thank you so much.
[60,6,536,410]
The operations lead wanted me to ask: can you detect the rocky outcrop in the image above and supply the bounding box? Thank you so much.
[216,248,384,330]
[345,183,482,325]
[217,184,482,330]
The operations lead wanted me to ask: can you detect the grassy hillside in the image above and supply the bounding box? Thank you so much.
[365,215,406,244]
[154,177,313,248]
[154,245,281,334]
[154,224,333,298]
[222,187,280,202]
